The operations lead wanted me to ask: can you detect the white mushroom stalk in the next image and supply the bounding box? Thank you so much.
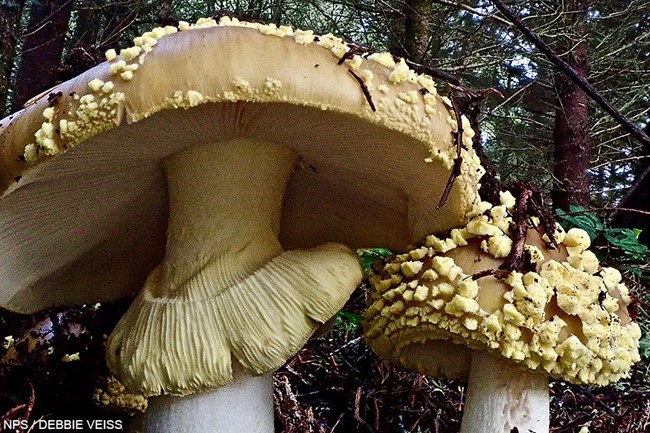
[107,139,363,432]
[461,351,549,433]
[141,364,274,433]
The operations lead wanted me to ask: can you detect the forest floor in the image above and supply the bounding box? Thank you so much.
[1,283,648,433]
[275,285,650,433]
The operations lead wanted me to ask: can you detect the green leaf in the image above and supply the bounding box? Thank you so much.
[556,206,604,241]
[358,248,392,275]
[605,228,650,256]
[640,337,650,360]
[337,311,362,327]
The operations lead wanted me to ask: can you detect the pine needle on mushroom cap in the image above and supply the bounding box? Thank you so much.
[364,192,642,386]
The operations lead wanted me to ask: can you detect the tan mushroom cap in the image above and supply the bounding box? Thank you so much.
[364,193,642,386]
[1,18,486,397]
[0,17,483,313]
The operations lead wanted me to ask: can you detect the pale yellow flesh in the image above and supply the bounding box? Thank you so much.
[106,139,364,396]
[156,138,295,298]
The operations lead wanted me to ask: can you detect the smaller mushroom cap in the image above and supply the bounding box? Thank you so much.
[363,196,642,386]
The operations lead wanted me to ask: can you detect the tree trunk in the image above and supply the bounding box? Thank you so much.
[402,0,432,61]
[11,0,73,111]
[551,0,591,211]
[390,0,432,61]
[0,0,25,115]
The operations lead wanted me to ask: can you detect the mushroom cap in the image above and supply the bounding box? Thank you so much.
[0,18,483,313]
[363,196,642,386]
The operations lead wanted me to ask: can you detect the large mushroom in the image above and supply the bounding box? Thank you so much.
[363,192,642,433]
[0,17,484,432]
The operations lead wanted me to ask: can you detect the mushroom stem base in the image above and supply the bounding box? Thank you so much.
[460,351,549,433]
[135,368,273,433]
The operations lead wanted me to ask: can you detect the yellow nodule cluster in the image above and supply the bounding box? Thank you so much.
[363,196,641,386]
[93,376,148,415]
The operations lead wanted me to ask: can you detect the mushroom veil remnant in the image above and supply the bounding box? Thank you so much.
[363,192,642,433]
[0,17,484,433]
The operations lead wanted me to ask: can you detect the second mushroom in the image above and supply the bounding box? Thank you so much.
[364,192,642,433]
